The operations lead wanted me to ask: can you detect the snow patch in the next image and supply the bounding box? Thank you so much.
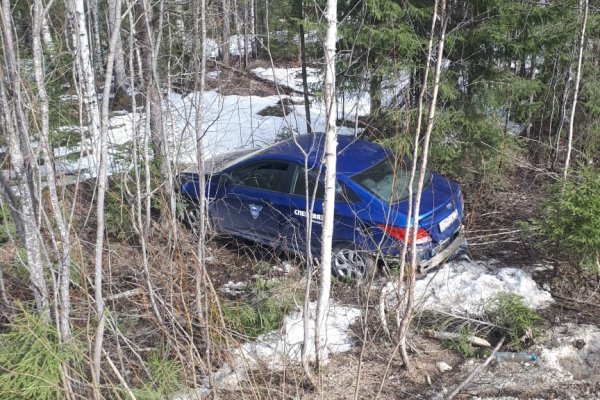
[541,324,600,380]
[384,260,553,316]
[173,302,360,398]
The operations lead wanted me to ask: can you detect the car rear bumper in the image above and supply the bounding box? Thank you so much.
[369,226,465,274]
[418,226,465,274]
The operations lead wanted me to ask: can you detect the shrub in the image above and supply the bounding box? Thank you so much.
[129,351,184,400]
[0,201,16,243]
[0,308,80,400]
[486,293,542,350]
[441,325,477,358]
[220,277,298,339]
[534,169,600,269]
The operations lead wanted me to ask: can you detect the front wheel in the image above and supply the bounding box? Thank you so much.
[181,205,202,233]
[331,245,375,283]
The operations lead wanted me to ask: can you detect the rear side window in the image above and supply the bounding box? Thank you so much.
[351,156,431,203]
[230,161,292,193]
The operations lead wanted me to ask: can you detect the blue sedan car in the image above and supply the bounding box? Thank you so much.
[179,133,464,280]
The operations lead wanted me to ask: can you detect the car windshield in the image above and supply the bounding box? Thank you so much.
[351,156,431,203]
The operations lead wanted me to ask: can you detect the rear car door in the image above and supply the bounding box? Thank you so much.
[211,160,294,245]
[283,165,363,254]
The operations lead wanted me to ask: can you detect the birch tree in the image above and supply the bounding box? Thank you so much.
[33,0,73,343]
[65,0,105,392]
[0,0,50,318]
[315,0,337,369]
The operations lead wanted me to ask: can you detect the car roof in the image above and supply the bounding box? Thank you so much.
[249,133,389,176]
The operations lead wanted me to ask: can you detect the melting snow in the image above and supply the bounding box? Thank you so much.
[541,323,600,380]
[173,302,360,398]
[385,259,554,316]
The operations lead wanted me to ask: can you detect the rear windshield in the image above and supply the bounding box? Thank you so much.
[351,157,431,203]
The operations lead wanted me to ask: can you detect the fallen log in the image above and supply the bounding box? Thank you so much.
[426,330,491,347]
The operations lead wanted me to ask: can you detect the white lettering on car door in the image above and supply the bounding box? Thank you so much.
[293,209,323,224]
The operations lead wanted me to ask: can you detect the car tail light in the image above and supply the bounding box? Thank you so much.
[379,224,431,245]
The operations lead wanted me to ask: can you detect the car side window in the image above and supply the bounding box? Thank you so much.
[292,170,325,199]
[292,167,360,203]
[230,161,292,192]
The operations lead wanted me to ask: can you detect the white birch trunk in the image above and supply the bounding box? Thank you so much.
[0,0,50,318]
[68,0,102,170]
[389,0,438,342]
[250,0,256,57]
[563,0,588,180]
[88,0,103,75]
[66,0,105,393]
[41,14,55,52]
[33,0,73,343]
[315,0,337,368]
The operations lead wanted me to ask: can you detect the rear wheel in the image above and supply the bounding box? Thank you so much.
[331,244,375,283]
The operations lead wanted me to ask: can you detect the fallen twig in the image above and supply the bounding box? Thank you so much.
[106,288,143,302]
[446,336,506,400]
[426,330,491,347]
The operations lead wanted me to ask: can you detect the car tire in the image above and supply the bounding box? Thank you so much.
[331,244,375,283]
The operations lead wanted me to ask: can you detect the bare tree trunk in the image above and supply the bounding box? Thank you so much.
[220,0,231,67]
[33,0,73,344]
[250,0,256,58]
[41,13,54,52]
[315,0,337,369]
[564,0,588,180]
[89,0,125,394]
[296,0,312,133]
[243,0,250,66]
[68,0,102,169]
[233,0,243,66]
[525,55,537,138]
[66,0,105,394]
[191,0,217,392]
[89,0,103,76]
[108,0,127,90]
[550,53,574,170]
[137,1,164,163]
[136,0,176,230]
[300,160,319,384]
[398,0,447,373]
[0,0,50,318]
